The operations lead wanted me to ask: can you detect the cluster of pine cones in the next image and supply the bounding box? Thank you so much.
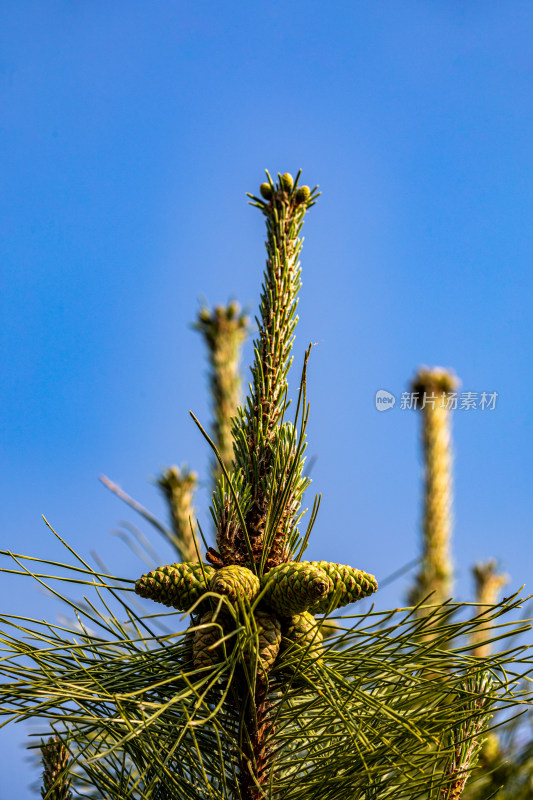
[135,560,378,681]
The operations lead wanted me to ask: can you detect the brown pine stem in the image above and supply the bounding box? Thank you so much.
[240,681,276,800]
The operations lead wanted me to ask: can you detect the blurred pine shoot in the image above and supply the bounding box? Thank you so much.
[471,560,509,660]
[437,672,493,800]
[409,367,458,612]
[406,365,531,798]
[157,466,200,562]
[194,301,249,482]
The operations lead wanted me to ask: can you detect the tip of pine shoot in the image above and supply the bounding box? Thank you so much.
[280,172,294,191]
[411,366,460,397]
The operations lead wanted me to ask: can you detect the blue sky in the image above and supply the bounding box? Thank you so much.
[1,2,532,794]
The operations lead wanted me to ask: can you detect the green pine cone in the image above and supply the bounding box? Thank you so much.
[294,185,311,204]
[243,611,282,679]
[181,628,195,667]
[280,172,294,191]
[282,611,323,652]
[280,611,324,659]
[135,562,214,611]
[210,565,260,605]
[255,610,282,674]
[261,562,333,616]
[193,610,228,670]
[305,561,378,613]
[260,182,273,200]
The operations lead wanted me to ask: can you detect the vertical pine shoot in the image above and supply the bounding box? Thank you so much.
[409,367,459,612]
[157,465,199,562]
[40,737,72,800]
[192,171,319,800]
[438,673,493,800]
[207,171,319,574]
[471,559,508,659]
[194,301,249,482]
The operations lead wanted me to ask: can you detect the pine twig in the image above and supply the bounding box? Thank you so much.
[439,672,494,800]
[40,737,72,800]
[465,560,509,796]
[208,171,319,575]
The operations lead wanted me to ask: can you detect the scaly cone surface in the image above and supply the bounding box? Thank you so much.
[260,562,333,616]
[193,609,230,669]
[281,611,324,654]
[308,560,378,613]
[409,367,459,612]
[210,564,261,604]
[244,610,283,680]
[135,562,214,610]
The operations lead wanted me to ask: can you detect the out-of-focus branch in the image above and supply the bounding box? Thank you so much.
[471,559,508,658]
[157,466,200,563]
[194,301,249,482]
[99,473,175,546]
[408,367,459,617]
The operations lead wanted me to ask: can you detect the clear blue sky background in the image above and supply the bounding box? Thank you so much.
[1,2,532,795]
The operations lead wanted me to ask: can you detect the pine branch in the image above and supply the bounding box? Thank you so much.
[209,171,319,574]
[3,177,531,800]
[156,303,249,562]
[1,541,530,800]
[196,171,318,798]
[459,562,509,799]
